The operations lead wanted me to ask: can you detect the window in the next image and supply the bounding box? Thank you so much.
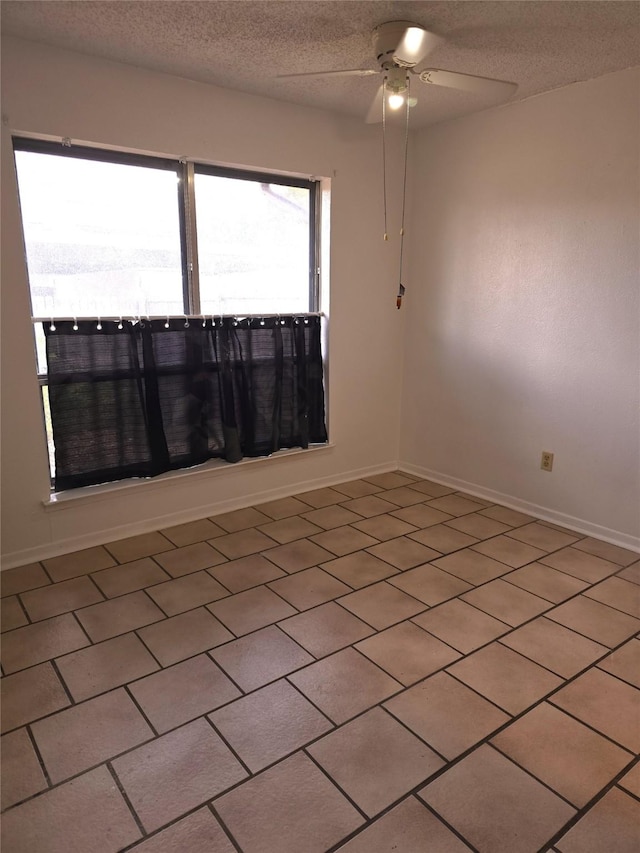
[13,138,325,490]
[13,138,318,320]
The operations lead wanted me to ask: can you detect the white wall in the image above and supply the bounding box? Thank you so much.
[400,67,640,545]
[1,38,408,567]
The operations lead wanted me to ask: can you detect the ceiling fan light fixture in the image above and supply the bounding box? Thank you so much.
[387,92,405,110]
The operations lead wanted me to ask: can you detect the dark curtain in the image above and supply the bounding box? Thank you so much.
[44,316,327,491]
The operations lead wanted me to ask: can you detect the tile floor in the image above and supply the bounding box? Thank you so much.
[1,471,639,852]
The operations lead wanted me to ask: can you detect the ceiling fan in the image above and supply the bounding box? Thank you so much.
[278,21,518,123]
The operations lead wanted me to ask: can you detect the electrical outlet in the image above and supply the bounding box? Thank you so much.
[541,451,554,472]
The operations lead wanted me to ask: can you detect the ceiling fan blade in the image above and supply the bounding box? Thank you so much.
[365,84,384,124]
[393,27,441,67]
[277,68,379,80]
[419,68,518,98]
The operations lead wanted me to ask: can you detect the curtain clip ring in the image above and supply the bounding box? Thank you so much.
[72,317,78,331]
[96,317,102,331]
[49,318,56,332]
[165,316,170,329]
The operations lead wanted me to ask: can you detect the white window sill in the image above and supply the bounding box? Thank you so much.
[43,443,334,511]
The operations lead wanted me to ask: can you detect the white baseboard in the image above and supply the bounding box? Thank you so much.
[0,460,400,570]
[399,462,640,554]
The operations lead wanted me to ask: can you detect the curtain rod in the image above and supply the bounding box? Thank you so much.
[32,312,324,323]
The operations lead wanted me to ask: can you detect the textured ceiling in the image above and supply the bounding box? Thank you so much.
[2,1,639,128]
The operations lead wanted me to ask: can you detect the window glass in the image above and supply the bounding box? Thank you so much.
[14,150,184,318]
[195,173,311,315]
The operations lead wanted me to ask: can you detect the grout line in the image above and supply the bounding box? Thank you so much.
[25,723,52,788]
[202,714,253,777]
[207,802,244,852]
[105,761,147,838]
[302,748,370,821]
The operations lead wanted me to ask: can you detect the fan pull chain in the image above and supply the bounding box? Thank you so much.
[382,75,389,241]
[396,76,411,309]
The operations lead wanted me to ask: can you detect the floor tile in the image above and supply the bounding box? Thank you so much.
[288,647,401,723]
[1,662,70,733]
[211,528,277,560]
[335,795,472,853]
[208,553,286,590]
[278,601,374,657]
[555,787,640,853]
[1,613,90,674]
[91,557,171,598]
[309,525,379,556]
[366,536,440,569]
[407,479,455,498]
[296,486,347,507]
[1,727,48,810]
[461,578,551,626]
[338,582,426,629]
[390,504,453,528]
[145,570,229,616]
[340,495,398,518]
[75,590,165,642]
[419,744,575,853]
[478,505,535,527]
[105,532,174,564]
[210,625,313,691]
[1,595,28,631]
[56,633,159,701]
[500,617,607,677]
[300,504,364,530]
[540,547,621,583]
[425,495,487,517]
[389,563,472,606]
[431,549,511,585]
[129,654,241,733]
[1,562,51,598]
[137,607,233,667]
[507,523,580,552]
[262,538,335,573]
[584,576,640,617]
[447,642,562,714]
[113,717,247,832]
[597,638,640,688]
[618,763,640,798]
[492,702,633,807]
[309,707,443,817]
[380,485,430,507]
[0,766,141,853]
[20,576,104,622]
[472,535,546,568]
[160,518,226,546]
[214,751,363,853]
[31,688,153,783]
[331,478,381,498]
[407,523,478,554]
[571,537,639,566]
[550,667,640,751]
[617,560,640,585]
[356,621,460,685]
[446,513,511,540]
[268,567,352,610]
[320,551,399,588]
[545,595,640,647]
[385,671,509,759]
[210,678,332,772]
[153,541,227,577]
[257,495,314,519]
[365,472,416,490]
[351,513,418,541]
[257,516,323,544]
[42,546,117,581]
[504,562,589,602]
[208,585,296,634]
[211,506,272,532]
[128,808,235,853]
[412,598,510,654]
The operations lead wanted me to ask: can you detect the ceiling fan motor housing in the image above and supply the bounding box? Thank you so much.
[372,21,423,69]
